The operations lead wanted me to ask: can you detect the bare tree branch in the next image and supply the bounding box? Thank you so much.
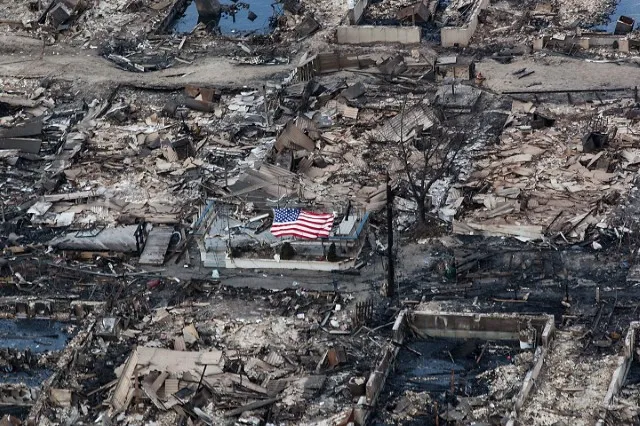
[390,97,465,225]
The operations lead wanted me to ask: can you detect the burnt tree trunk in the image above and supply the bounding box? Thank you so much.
[416,197,427,225]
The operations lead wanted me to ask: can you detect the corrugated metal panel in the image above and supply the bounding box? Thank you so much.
[275,121,315,152]
[139,226,174,265]
[295,115,319,133]
[297,157,314,175]
[397,0,432,21]
[0,120,42,138]
[318,53,340,73]
[164,378,179,397]
[264,351,285,367]
[338,103,359,119]
[161,142,179,162]
[374,103,438,142]
[243,169,298,198]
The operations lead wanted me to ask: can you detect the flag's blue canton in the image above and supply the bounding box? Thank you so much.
[274,208,300,223]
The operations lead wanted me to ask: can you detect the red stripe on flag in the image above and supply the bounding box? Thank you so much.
[270,210,334,239]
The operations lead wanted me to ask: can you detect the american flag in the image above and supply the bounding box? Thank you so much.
[270,208,334,239]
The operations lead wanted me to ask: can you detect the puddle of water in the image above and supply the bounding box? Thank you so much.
[371,338,521,426]
[0,319,71,353]
[0,319,72,399]
[593,0,640,32]
[2,369,52,387]
[0,406,30,420]
[387,339,517,395]
[172,0,281,35]
[624,357,640,385]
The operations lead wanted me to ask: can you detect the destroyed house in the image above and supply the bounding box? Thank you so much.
[396,0,438,24]
[202,204,369,270]
[434,55,475,81]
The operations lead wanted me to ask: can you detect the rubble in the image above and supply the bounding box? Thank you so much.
[3,0,640,424]
[451,98,639,243]
[519,330,620,425]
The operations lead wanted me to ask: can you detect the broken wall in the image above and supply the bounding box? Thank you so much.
[603,322,640,408]
[534,35,632,53]
[336,26,421,45]
[409,311,553,343]
[441,0,489,47]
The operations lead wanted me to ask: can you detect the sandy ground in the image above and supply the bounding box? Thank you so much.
[5,34,640,96]
[477,55,640,93]
[0,35,291,91]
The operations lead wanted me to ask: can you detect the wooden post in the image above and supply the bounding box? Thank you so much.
[224,151,228,187]
[262,84,270,127]
[386,173,394,297]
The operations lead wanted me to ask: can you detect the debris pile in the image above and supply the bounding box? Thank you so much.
[453,98,640,243]
[519,330,620,425]
[3,0,640,424]
[32,287,386,425]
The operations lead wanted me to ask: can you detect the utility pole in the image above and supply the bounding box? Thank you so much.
[386,172,394,297]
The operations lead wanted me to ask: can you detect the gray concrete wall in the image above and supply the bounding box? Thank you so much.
[505,318,556,425]
[358,310,554,426]
[440,0,489,47]
[354,310,408,425]
[533,35,630,53]
[441,26,474,48]
[602,322,640,407]
[409,311,553,343]
[514,346,548,411]
[510,321,640,426]
[541,316,555,346]
[224,256,356,271]
[336,26,421,45]
[0,297,103,319]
